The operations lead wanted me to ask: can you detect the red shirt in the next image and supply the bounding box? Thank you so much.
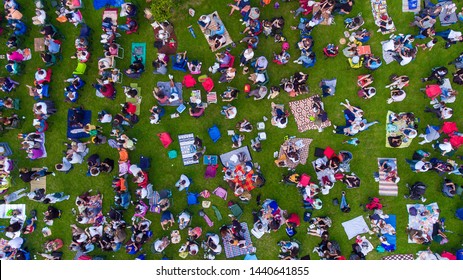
[126,102,136,114]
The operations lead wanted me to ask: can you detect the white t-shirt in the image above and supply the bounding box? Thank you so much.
[441,107,453,119]
[448,30,462,41]
[100,114,112,123]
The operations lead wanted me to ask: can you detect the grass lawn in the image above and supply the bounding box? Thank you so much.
[1,0,463,260]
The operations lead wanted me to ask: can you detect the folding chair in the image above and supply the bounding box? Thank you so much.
[73,62,87,75]
[114,43,125,59]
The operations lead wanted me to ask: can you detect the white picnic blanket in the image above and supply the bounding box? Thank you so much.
[342,215,370,240]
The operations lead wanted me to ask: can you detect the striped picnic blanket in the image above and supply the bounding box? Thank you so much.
[378,158,398,196]
[178,133,199,166]
[223,222,255,259]
[371,0,396,34]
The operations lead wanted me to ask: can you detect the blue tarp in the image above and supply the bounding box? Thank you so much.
[93,0,124,10]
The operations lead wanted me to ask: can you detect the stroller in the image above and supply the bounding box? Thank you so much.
[405,182,427,200]
[345,13,364,31]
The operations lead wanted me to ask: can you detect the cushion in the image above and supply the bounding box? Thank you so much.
[324,146,336,159]
[157,132,173,148]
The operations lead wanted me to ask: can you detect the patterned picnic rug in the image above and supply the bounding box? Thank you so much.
[382,254,414,260]
[289,96,331,132]
[78,194,103,224]
[178,133,199,166]
[198,11,233,52]
[222,222,255,259]
[278,138,312,169]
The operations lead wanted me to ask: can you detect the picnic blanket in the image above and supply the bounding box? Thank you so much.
[222,222,255,258]
[152,21,177,55]
[371,0,396,34]
[381,214,396,251]
[312,157,336,185]
[78,194,103,224]
[220,146,252,167]
[0,143,13,157]
[67,109,91,139]
[30,133,47,160]
[289,95,331,132]
[320,78,337,97]
[277,138,312,169]
[385,111,417,148]
[402,0,420,12]
[30,168,46,192]
[156,82,183,106]
[126,83,141,115]
[407,203,440,243]
[438,1,458,26]
[131,42,146,66]
[178,133,200,166]
[381,39,396,65]
[378,158,399,196]
[94,0,123,9]
[34,38,45,52]
[198,12,233,52]
[382,254,414,260]
[342,216,370,240]
[102,8,118,25]
[357,236,374,256]
[0,204,26,219]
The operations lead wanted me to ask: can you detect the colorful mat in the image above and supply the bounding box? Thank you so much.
[222,222,255,259]
[289,95,331,132]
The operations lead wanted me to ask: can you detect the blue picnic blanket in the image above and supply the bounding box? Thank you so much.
[382,214,396,251]
[67,109,92,139]
[93,0,124,9]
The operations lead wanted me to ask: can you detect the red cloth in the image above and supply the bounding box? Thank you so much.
[182,74,196,88]
[201,77,214,92]
[441,251,456,260]
[425,84,442,99]
[299,174,310,187]
[324,146,336,159]
[286,213,300,227]
[157,132,173,148]
[125,102,136,114]
[449,134,463,148]
[442,122,458,135]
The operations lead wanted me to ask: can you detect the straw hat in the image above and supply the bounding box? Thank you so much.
[339,38,346,45]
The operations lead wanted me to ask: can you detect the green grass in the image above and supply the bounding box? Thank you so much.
[1,0,463,260]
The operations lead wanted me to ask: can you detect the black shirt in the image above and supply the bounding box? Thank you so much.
[19,170,35,183]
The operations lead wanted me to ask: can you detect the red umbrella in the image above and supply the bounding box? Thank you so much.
[442,122,458,135]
